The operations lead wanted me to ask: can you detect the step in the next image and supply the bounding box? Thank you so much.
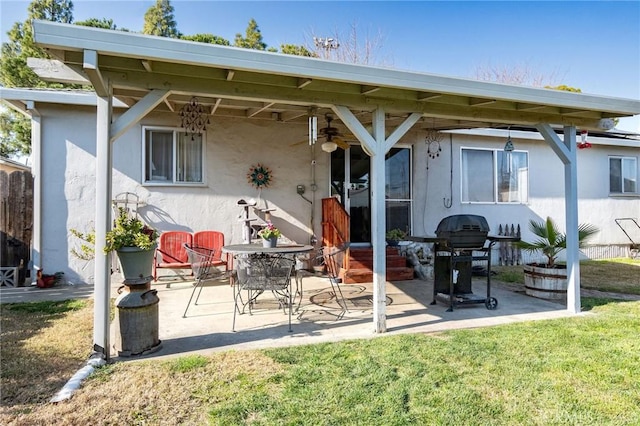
[349,247,401,257]
[348,255,407,269]
[343,266,415,284]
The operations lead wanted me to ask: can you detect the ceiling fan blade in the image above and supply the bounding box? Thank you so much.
[333,136,350,150]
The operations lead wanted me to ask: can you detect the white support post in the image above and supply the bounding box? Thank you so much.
[29,108,42,284]
[370,108,387,333]
[563,126,581,314]
[93,92,113,360]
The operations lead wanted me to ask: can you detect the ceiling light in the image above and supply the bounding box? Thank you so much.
[321,141,338,153]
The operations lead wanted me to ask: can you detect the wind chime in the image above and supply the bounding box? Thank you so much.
[179,96,210,140]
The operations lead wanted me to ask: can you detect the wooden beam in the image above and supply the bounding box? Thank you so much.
[361,85,381,95]
[297,78,312,88]
[111,89,170,141]
[417,92,442,101]
[83,50,108,97]
[141,60,153,72]
[27,58,89,84]
[469,97,497,107]
[247,102,275,118]
[211,98,222,115]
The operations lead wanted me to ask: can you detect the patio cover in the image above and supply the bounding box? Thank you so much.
[19,20,640,359]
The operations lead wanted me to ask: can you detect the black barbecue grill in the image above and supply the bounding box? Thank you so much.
[432,214,497,311]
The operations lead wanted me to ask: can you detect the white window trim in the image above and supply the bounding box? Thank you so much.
[141,125,207,187]
[460,146,529,205]
[609,155,638,196]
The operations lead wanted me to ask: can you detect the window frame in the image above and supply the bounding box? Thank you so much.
[609,155,638,195]
[142,126,207,186]
[460,147,529,204]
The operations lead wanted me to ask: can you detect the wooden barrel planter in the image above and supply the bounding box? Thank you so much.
[523,264,567,300]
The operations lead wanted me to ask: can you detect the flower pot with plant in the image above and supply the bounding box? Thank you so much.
[385,228,407,247]
[257,222,281,248]
[105,208,159,281]
[517,216,598,299]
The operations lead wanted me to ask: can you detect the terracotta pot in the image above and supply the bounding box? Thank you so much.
[523,263,567,300]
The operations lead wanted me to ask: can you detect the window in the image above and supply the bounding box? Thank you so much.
[385,147,412,236]
[461,148,528,203]
[609,156,637,194]
[143,127,204,184]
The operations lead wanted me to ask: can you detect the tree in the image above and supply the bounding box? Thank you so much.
[0,0,74,88]
[0,111,31,157]
[75,17,117,30]
[0,0,74,158]
[234,19,267,50]
[306,22,391,66]
[142,0,181,38]
[545,84,581,93]
[280,44,316,57]
[181,33,230,46]
[473,62,562,87]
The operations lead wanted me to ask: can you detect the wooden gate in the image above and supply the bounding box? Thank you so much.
[1,170,33,286]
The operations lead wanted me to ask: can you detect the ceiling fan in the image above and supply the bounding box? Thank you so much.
[291,113,352,151]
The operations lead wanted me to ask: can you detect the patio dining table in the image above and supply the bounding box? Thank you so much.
[222,243,313,331]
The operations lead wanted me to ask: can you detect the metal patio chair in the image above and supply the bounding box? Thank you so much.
[317,243,351,315]
[232,253,295,332]
[182,244,226,317]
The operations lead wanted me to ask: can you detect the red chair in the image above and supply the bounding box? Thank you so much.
[193,230,229,271]
[153,231,193,281]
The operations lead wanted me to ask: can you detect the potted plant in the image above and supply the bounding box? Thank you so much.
[385,228,407,246]
[517,216,598,299]
[257,222,281,248]
[105,208,159,280]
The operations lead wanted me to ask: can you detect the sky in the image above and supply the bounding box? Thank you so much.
[1,0,639,131]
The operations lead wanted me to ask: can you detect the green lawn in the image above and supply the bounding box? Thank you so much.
[3,298,639,425]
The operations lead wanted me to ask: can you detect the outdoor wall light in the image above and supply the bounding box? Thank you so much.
[321,141,338,153]
[504,126,514,152]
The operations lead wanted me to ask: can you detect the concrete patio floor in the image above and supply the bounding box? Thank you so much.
[1,272,577,361]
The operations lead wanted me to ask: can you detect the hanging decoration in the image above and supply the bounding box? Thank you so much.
[577,130,592,149]
[247,164,273,189]
[425,126,443,159]
[179,96,210,140]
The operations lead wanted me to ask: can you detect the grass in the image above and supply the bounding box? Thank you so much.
[493,257,640,295]
[2,297,640,424]
[1,259,639,424]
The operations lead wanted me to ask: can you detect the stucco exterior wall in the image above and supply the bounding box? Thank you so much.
[411,131,639,261]
[37,104,638,283]
[39,105,330,284]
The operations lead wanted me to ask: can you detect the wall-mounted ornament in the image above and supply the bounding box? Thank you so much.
[247,164,273,189]
[425,127,443,159]
[179,96,210,140]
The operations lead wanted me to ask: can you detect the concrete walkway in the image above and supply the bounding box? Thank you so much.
[1,272,589,361]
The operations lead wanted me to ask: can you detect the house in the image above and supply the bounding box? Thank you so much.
[0,157,31,174]
[1,20,639,360]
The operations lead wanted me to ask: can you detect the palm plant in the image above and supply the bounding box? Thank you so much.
[517,216,598,268]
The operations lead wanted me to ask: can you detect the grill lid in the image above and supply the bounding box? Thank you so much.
[436,214,490,234]
[435,215,490,248]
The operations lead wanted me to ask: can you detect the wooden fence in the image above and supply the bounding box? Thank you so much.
[0,170,33,286]
[497,223,521,266]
